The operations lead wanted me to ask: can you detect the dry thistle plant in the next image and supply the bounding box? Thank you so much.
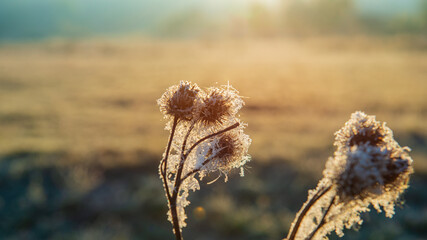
[157,81,251,240]
[285,111,413,240]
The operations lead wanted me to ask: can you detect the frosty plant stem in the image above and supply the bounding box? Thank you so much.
[304,195,336,240]
[160,117,178,203]
[287,185,332,240]
[169,122,239,240]
[157,81,251,239]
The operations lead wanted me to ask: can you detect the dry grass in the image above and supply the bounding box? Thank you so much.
[1,36,426,174]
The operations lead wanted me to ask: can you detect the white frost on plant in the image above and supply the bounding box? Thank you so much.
[157,81,251,235]
[291,111,413,240]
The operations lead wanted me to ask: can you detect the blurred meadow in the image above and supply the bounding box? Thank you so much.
[0,0,427,239]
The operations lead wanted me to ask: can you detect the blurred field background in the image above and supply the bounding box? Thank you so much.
[1,0,427,239]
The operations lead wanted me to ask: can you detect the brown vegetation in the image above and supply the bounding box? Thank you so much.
[1,36,426,175]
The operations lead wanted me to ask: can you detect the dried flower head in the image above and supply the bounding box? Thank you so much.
[195,126,251,176]
[307,111,415,239]
[311,144,413,238]
[158,81,201,121]
[326,111,413,203]
[289,112,414,240]
[215,134,240,164]
[214,131,249,171]
[333,144,413,202]
[334,111,392,151]
[198,85,243,126]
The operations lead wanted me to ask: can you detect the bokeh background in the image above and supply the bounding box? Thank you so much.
[0,0,426,239]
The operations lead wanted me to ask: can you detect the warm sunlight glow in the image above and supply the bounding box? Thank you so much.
[0,0,425,239]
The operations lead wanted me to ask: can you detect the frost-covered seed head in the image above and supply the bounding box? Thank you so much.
[334,145,412,201]
[349,128,384,147]
[198,86,243,127]
[312,143,414,239]
[213,133,246,171]
[293,112,414,240]
[325,111,413,204]
[196,128,251,174]
[158,81,201,121]
[214,134,237,162]
[219,129,251,172]
[334,111,390,151]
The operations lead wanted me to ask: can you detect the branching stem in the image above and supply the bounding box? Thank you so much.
[158,117,181,240]
[305,195,336,240]
[168,121,240,240]
[287,185,332,240]
[185,122,239,159]
[181,156,214,182]
[160,117,178,203]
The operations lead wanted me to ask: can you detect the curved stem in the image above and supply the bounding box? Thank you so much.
[158,117,181,240]
[169,122,240,240]
[171,202,183,240]
[305,195,336,240]
[178,122,240,186]
[287,185,332,240]
[173,120,197,196]
[160,117,178,202]
[169,120,197,240]
[184,122,239,159]
[181,121,196,156]
[175,121,197,184]
[181,155,214,182]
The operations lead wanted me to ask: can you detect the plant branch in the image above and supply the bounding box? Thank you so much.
[179,122,240,186]
[175,120,197,184]
[181,121,196,155]
[168,120,198,240]
[173,120,198,196]
[305,195,336,240]
[287,185,332,240]
[184,122,240,159]
[181,155,214,182]
[160,117,178,202]
[168,122,240,240]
